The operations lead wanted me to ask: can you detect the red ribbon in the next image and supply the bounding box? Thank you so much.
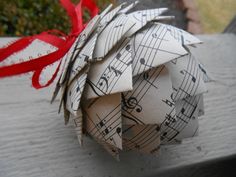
[0,0,99,89]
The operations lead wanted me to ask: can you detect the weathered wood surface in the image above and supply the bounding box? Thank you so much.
[0,34,236,177]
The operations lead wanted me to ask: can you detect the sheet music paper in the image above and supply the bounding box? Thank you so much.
[122,66,174,125]
[198,94,205,116]
[83,93,122,149]
[118,1,139,14]
[69,32,99,83]
[165,53,207,101]
[124,8,169,37]
[72,108,83,145]
[93,8,171,60]
[59,15,100,85]
[123,124,160,154]
[66,71,88,116]
[53,3,209,157]
[97,3,126,33]
[131,23,188,76]
[160,94,203,144]
[93,13,136,59]
[57,37,81,87]
[84,39,133,99]
[59,15,101,116]
[1,2,210,159]
[162,23,202,45]
[95,137,120,160]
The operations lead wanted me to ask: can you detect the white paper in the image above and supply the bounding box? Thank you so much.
[165,53,207,101]
[160,94,203,144]
[93,13,136,59]
[54,3,209,156]
[131,23,188,76]
[123,124,160,154]
[122,66,174,125]
[83,93,122,149]
[72,108,83,145]
[84,39,133,99]
[0,2,209,158]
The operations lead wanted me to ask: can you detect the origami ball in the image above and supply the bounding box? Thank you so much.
[52,2,209,159]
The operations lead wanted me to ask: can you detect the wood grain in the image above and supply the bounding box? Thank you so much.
[0,34,236,177]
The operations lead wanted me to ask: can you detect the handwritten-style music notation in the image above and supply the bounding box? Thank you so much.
[122,124,160,154]
[86,39,133,97]
[84,94,122,149]
[132,23,187,76]
[44,2,209,157]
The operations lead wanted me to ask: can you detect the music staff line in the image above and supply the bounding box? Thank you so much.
[68,75,87,111]
[94,40,132,93]
[124,66,165,116]
[160,54,203,141]
[161,81,200,141]
[123,125,160,151]
[132,25,163,73]
[86,103,122,146]
[160,94,201,142]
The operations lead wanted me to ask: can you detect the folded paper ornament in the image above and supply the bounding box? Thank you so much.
[0,1,210,160]
[50,2,209,159]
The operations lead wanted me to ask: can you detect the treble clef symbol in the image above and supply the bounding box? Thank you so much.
[122,94,142,113]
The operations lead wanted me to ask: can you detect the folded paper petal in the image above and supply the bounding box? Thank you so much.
[0,2,209,159]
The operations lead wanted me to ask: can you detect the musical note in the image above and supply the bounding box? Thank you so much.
[171,59,177,64]
[123,124,161,153]
[143,72,158,89]
[114,24,123,28]
[180,70,197,83]
[102,128,110,135]
[85,39,133,99]
[161,131,168,140]
[152,33,158,38]
[108,65,122,76]
[97,120,105,128]
[122,66,174,126]
[0,3,209,157]
[143,72,149,80]
[139,58,152,68]
[181,108,185,114]
[150,145,160,154]
[122,96,143,113]
[125,44,131,51]
[98,77,109,92]
[116,53,121,59]
[164,113,177,126]
[162,99,174,107]
[160,93,202,144]
[66,73,87,114]
[116,127,121,135]
[76,85,80,93]
[198,64,206,74]
[93,13,136,58]
[83,93,122,149]
[165,24,202,45]
[131,22,188,76]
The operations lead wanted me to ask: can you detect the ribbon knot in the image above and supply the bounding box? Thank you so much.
[0,0,99,89]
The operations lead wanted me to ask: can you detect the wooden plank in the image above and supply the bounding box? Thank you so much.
[0,34,236,177]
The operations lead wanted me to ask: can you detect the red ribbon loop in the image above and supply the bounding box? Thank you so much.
[0,0,99,89]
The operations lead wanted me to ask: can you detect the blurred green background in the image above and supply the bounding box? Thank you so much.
[0,0,235,36]
[0,0,112,36]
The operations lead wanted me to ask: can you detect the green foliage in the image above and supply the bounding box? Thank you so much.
[0,0,112,36]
